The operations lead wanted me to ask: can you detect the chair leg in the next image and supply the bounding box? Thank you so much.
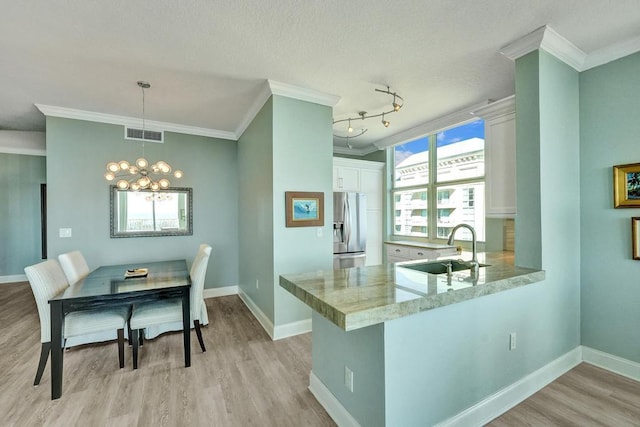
[194,320,206,352]
[132,329,139,370]
[117,328,125,369]
[127,323,133,347]
[34,342,51,386]
[140,329,144,346]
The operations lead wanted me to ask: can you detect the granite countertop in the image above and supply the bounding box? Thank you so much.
[279,252,545,331]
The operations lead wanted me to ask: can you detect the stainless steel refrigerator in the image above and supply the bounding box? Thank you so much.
[333,192,367,269]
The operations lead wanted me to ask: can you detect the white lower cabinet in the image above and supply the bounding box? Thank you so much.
[385,243,457,263]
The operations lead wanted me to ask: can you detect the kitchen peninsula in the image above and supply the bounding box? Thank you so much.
[280,253,545,426]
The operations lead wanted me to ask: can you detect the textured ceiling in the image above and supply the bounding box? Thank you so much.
[1,1,639,152]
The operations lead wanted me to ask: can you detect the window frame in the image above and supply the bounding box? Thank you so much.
[390,120,485,243]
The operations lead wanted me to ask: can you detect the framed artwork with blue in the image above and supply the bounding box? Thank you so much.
[613,163,640,208]
[285,191,324,227]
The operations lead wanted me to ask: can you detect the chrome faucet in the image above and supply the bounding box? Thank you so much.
[447,224,479,275]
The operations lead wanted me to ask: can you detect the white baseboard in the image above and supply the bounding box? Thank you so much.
[273,318,312,340]
[237,289,312,341]
[437,347,582,427]
[203,285,238,299]
[582,346,640,381]
[238,289,275,340]
[0,274,27,284]
[309,371,361,427]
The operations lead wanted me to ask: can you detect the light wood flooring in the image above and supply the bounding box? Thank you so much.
[2,281,639,426]
[487,362,640,426]
[0,281,334,426]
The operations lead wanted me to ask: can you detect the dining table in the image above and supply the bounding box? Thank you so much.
[48,259,192,400]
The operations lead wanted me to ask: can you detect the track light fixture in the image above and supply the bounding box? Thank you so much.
[333,86,404,146]
[382,113,390,128]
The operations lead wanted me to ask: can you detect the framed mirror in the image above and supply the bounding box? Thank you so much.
[110,186,193,238]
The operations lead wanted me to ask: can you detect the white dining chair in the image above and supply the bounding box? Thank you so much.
[58,250,90,285]
[24,260,129,385]
[129,244,212,369]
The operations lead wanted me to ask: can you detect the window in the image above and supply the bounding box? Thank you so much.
[392,120,485,242]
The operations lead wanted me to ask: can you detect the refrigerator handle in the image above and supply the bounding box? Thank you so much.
[344,195,351,247]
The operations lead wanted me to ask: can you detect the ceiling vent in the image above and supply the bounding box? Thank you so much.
[125,127,164,143]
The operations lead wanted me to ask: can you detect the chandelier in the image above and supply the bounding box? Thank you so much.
[104,81,183,191]
[332,86,404,145]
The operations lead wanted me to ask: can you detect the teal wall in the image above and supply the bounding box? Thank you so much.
[237,97,276,320]
[514,52,543,269]
[312,312,385,426]
[272,95,333,326]
[580,51,640,363]
[238,95,333,328]
[45,117,239,288]
[0,153,46,276]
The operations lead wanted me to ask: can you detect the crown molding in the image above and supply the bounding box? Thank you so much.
[500,25,586,71]
[235,80,342,139]
[333,143,381,156]
[500,26,547,61]
[0,130,46,156]
[499,24,640,72]
[582,33,640,70]
[234,81,272,139]
[471,95,516,119]
[373,100,490,151]
[268,80,341,107]
[35,104,236,140]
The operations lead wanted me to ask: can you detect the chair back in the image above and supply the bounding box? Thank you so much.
[24,260,69,343]
[58,251,90,285]
[189,245,212,320]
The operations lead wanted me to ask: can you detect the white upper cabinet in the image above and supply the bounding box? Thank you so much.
[474,96,516,218]
[333,164,360,191]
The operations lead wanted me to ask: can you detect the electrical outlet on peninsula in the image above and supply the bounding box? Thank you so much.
[344,366,354,392]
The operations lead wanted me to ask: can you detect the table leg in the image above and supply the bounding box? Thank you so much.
[50,301,64,399]
[182,288,191,367]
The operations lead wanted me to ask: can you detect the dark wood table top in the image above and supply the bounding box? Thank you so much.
[50,259,190,302]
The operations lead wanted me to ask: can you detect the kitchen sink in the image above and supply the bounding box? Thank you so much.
[400,259,489,274]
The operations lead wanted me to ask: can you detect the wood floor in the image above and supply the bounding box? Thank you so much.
[487,362,640,426]
[2,281,639,426]
[0,281,335,426]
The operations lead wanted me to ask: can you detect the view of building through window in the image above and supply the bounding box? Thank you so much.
[393,120,485,242]
[124,191,181,232]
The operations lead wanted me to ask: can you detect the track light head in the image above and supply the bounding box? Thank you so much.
[382,113,390,127]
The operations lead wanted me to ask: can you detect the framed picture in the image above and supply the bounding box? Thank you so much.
[633,217,640,260]
[285,191,324,227]
[613,163,640,208]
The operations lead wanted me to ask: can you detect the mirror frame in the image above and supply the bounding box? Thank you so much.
[109,186,193,238]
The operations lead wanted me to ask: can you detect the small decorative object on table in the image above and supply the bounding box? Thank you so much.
[285,191,324,227]
[613,163,640,208]
[124,268,148,278]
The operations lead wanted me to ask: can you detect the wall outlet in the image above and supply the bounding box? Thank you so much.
[59,228,72,238]
[509,332,517,351]
[255,279,259,290]
[344,366,354,392]
[317,227,323,237]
